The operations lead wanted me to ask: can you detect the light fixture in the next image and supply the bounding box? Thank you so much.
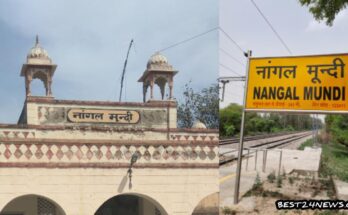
[127,151,140,189]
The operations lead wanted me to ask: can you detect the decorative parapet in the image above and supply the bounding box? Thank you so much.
[0,129,36,139]
[169,130,219,142]
[170,134,218,141]
[0,125,218,141]
[0,139,218,169]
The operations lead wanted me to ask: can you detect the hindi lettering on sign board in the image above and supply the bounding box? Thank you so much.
[67,109,140,124]
[245,53,348,113]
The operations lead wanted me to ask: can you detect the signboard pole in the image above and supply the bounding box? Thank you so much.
[233,50,252,204]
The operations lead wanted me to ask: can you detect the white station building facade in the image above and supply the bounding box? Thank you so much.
[0,38,219,215]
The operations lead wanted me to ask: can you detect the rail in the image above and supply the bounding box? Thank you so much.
[219,131,312,165]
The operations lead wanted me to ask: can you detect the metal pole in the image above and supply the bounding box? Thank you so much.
[262,149,268,173]
[119,39,134,102]
[246,148,250,171]
[233,50,252,205]
[262,150,265,172]
[312,114,315,145]
[316,114,319,146]
[254,149,258,170]
[278,150,283,176]
[220,80,229,102]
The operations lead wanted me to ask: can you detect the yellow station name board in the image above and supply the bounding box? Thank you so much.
[67,109,140,124]
[245,54,348,113]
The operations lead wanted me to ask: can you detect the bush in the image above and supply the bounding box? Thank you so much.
[288,176,294,185]
[221,207,235,215]
[325,115,348,147]
[267,171,276,183]
[298,139,314,150]
[253,172,262,190]
[224,124,235,137]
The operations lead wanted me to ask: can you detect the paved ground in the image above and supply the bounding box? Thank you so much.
[334,180,348,201]
[219,136,321,207]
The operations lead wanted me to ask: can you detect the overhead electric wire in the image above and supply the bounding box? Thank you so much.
[219,63,243,76]
[250,0,292,55]
[158,27,218,52]
[220,48,246,66]
[219,27,246,55]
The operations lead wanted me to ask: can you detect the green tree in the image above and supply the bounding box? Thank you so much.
[219,103,242,136]
[299,0,348,26]
[194,84,219,129]
[177,82,219,129]
[219,103,320,137]
[177,83,195,128]
[325,115,348,146]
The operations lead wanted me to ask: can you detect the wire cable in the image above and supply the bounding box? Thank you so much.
[220,48,246,66]
[219,63,243,76]
[250,0,292,55]
[219,27,246,55]
[158,27,218,52]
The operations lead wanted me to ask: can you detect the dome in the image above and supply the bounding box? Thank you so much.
[26,35,52,64]
[192,120,207,129]
[146,52,173,71]
[147,52,168,65]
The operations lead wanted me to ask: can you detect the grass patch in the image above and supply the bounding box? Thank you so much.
[221,207,236,215]
[243,173,289,198]
[298,138,314,150]
[243,184,288,199]
[320,141,348,182]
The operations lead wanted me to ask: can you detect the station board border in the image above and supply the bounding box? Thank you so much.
[249,52,348,60]
[245,108,348,114]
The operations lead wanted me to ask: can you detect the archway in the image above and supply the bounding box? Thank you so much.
[0,194,66,215]
[191,192,219,215]
[95,193,168,215]
[30,78,47,96]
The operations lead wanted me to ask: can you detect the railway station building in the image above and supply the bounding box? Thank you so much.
[0,38,219,215]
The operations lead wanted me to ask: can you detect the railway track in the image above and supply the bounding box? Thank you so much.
[219,131,312,165]
[219,131,297,145]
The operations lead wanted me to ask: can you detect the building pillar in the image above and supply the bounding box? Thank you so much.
[150,80,154,99]
[169,77,173,99]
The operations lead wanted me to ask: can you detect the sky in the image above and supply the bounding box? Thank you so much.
[0,0,218,123]
[220,0,348,110]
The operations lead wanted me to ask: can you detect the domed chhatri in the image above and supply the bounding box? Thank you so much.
[138,52,178,102]
[192,121,207,129]
[146,52,173,71]
[20,35,57,97]
[26,35,52,64]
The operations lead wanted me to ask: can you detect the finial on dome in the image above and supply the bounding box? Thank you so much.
[35,35,39,46]
[26,35,52,63]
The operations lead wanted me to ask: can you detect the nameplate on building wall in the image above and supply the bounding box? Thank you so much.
[67,109,140,124]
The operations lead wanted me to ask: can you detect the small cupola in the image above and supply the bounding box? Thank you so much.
[138,52,178,102]
[20,35,57,97]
